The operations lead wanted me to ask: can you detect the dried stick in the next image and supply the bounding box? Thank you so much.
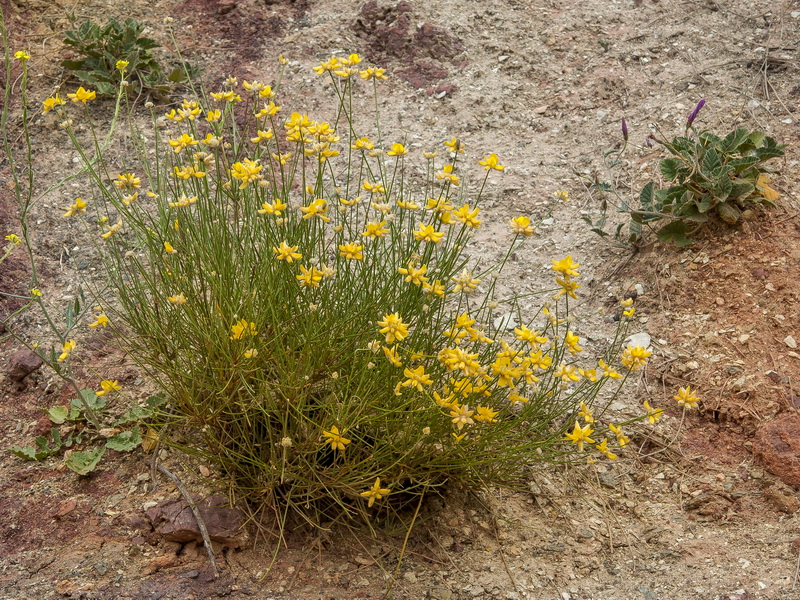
[156,464,220,579]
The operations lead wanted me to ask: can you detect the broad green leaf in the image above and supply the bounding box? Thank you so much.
[639,182,656,210]
[714,176,733,200]
[105,428,142,452]
[728,181,755,200]
[65,447,105,475]
[701,148,721,177]
[722,128,750,153]
[695,196,713,213]
[657,221,692,246]
[659,158,682,181]
[48,406,69,424]
[717,202,741,224]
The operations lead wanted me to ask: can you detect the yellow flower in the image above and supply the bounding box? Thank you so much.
[674,386,700,410]
[564,421,595,451]
[382,345,403,367]
[556,277,581,300]
[478,153,505,171]
[564,331,583,354]
[474,406,499,423]
[598,359,623,380]
[451,269,480,294]
[101,219,122,239]
[164,241,177,254]
[444,137,465,154]
[554,189,570,202]
[595,438,617,460]
[296,265,324,287]
[398,263,429,286]
[173,165,205,180]
[360,477,391,507]
[578,367,597,382]
[5,234,21,246]
[168,293,187,305]
[244,348,258,359]
[339,242,364,260]
[322,425,351,452]
[14,50,31,61]
[89,313,109,328]
[300,198,331,222]
[57,339,77,362]
[115,59,129,71]
[527,351,553,371]
[169,133,199,153]
[30,288,42,298]
[412,223,444,244]
[42,94,66,113]
[620,345,652,371]
[230,158,262,188]
[450,404,475,431]
[452,204,481,228]
[362,220,389,239]
[273,241,302,262]
[387,142,408,156]
[203,133,222,147]
[206,109,222,123]
[378,312,409,344]
[509,216,534,236]
[554,363,580,383]
[258,86,276,99]
[250,129,274,144]
[609,423,630,448]
[258,198,288,216]
[169,196,198,208]
[362,180,386,194]
[643,400,663,424]
[96,379,122,396]
[114,173,141,190]
[578,401,595,424]
[551,256,580,278]
[230,318,258,340]
[400,365,432,392]
[121,192,138,206]
[67,86,96,104]
[514,325,547,348]
[63,197,87,218]
[422,279,446,298]
[210,90,242,103]
[436,163,460,186]
[359,67,388,81]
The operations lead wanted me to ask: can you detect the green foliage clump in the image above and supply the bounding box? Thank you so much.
[61,16,191,96]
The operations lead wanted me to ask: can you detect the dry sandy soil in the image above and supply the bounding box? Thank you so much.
[1,0,800,598]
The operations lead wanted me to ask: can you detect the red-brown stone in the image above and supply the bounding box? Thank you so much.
[754,414,800,489]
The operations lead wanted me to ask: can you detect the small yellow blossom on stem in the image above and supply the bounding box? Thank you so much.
[114,173,141,190]
[296,265,324,287]
[230,319,258,340]
[101,220,122,239]
[452,204,481,228]
[674,386,700,409]
[509,216,534,236]
[230,158,262,188]
[565,331,583,354]
[620,345,651,370]
[115,59,129,72]
[578,401,594,424]
[362,220,389,239]
[609,423,630,448]
[598,359,623,380]
[554,363,580,383]
[551,256,580,278]
[398,263,429,286]
[273,241,302,262]
[400,365,432,392]
[67,86,96,104]
[474,406,499,423]
[258,198,288,216]
[387,142,407,156]
[360,477,391,507]
[620,297,636,318]
[359,67,388,81]
[339,242,364,260]
[14,50,31,61]
[554,189,570,202]
[450,404,475,431]
[595,438,617,460]
[5,234,21,246]
[169,133,200,153]
[378,313,409,344]
[564,421,595,451]
[96,379,122,396]
[244,349,258,359]
[478,153,505,171]
[168,293,187,305]
[42,95,66,113]
[413,223,444,244]
[57,339,77,362]
[643,400,663,423]
[300,198,331,222]
[322,426,351,452]
[164,241,177,254]
[89,313,109,328]
[436,163,460,185]
[30,288,42,298]
[444,137,465,154]
[451,269,480,294]
[63,197,87,218]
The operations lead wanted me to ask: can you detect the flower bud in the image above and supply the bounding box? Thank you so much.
[686,98,706,127]
[621,117,629,142]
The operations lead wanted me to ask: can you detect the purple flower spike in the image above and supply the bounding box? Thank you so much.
[621,118,629,142]
[687,99,706,127]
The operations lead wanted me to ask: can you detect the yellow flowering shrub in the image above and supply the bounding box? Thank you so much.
[5,45,683,528]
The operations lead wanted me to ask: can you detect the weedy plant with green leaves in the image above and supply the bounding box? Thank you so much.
[61,15,193,96]
[4,15,695,543]
[583,100,784,246]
